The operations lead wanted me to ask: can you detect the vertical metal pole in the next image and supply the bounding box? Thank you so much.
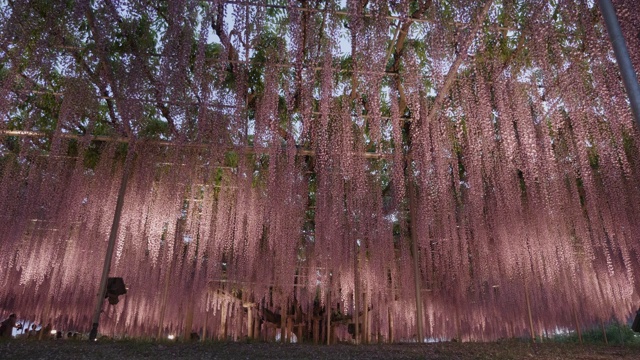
[184,300,194,341]
[247,305,254,339]
[326,286,331,345]
[409,183,425,343]
[203,308,209,341]
[599,0,640,127]
[410,229,424,342]
[354,242,360,344]
[573,306,583,344]
[363,288,369,344]
[219,302,228,340]
[157,257,172,339]
[388,305,394,343]
[89,143,134,341]
[525,283,535,343]
[281,300,287,342]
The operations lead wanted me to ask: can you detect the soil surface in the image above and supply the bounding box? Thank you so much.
[1,339,638,359]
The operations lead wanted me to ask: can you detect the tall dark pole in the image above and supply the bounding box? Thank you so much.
[409,186,424,343]
[598,0,640,127]
[89,142,134,340]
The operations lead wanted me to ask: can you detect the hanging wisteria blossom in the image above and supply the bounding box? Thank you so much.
[0,0,639,343]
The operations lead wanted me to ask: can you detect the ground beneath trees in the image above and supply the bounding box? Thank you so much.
[1,340,637,359]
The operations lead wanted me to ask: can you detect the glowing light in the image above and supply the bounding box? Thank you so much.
[167,335,175,340]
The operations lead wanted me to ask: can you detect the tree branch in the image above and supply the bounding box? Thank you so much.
[103,0,179,137]
[85,5,132,136]
[388,1,432,115]
[425,0,494,124]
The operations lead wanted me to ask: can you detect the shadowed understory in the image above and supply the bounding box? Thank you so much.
[1,340,639,360]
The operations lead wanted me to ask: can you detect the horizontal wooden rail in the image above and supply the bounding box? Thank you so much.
[0,130,392,159]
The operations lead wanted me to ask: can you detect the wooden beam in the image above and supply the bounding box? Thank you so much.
[0,130,391,159]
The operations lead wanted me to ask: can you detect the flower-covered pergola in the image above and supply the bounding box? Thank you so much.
[1,0,640,343]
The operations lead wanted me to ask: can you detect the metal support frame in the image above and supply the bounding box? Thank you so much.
[89,142,134,341]
[599,0,640,127]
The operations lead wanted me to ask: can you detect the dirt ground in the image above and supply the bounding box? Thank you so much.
[1,340,638,360]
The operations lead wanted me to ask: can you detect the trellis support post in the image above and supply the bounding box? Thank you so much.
[89,142,134,341]
[598,0,640,127]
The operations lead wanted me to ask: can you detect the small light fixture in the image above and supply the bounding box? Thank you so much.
[167,334,175,340]
[50,330,57,335]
